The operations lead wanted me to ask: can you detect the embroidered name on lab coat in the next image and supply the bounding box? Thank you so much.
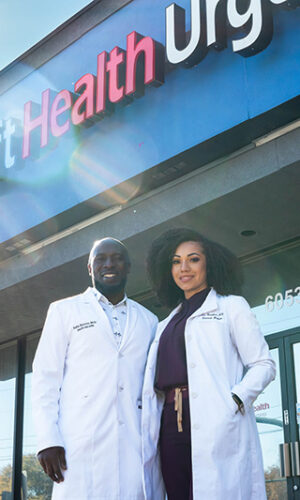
[73,321,97,332]
[200,312,224,321]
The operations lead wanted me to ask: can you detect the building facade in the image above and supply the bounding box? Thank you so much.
[0,0,300,498]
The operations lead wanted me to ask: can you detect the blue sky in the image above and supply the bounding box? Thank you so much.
[0,0,92,70]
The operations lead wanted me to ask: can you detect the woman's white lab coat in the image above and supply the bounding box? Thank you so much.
[32,287,158,500]
[141,289,276,500]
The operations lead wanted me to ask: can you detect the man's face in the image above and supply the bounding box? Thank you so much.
[88,239,130,298]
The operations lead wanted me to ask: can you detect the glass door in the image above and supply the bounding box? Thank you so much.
[284,332,300,499]
[255,339,288,499]
[256,330,300,499]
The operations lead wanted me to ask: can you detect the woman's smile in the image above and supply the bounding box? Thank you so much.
[179,275,194,282]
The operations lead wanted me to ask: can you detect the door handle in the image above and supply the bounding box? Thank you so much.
[280,443,291,477]
[279,442,300,477]
[293,441,300,476]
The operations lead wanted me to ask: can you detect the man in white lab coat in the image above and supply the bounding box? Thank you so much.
[32,238,158,500]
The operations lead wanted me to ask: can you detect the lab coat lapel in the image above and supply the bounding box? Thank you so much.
[119,299,137,350]
[82,287,116,347]
[189,288,218,318]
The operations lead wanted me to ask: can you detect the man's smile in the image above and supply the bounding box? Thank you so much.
[101,272,119,281]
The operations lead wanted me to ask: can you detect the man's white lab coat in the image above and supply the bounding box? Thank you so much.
[142,289,276,500]
[32,287,158,500]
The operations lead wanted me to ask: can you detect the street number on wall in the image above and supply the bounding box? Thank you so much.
[265,287,300,312]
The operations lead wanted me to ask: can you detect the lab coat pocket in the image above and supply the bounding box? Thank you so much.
[59,393,93,439]
[60,382,91,411]
[211,392,241,459]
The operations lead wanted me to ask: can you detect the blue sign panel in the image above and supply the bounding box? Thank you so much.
[0,0,299,243]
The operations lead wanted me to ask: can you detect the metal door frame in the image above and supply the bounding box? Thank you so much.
[266,328,300,499]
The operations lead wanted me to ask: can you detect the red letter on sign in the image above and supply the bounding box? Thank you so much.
[50,89,72,137]
[126,31,165,98]
[22,89,50,159]
[96,51,107,115]
[72,73,95,126]
[106,47,125,103]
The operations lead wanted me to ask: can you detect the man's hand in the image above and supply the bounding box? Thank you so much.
[37,446,67,483]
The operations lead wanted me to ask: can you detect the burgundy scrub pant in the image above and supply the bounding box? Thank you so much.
[159,395,193,500]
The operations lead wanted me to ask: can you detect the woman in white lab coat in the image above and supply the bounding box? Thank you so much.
[141,228,276,500]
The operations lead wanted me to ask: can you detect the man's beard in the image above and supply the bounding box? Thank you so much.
[94,276,127,298]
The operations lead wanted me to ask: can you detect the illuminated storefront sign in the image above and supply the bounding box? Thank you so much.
[1,0,299,168]
[0,0,299,246]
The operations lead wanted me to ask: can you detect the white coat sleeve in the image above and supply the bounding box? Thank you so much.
[229,296,276,410]
[32,302,69,453]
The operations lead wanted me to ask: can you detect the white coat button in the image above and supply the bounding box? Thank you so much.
[118,352,124,358]
[192,392,198,399]
[119,386,124,391]
[193,423,199,430]
[190,363,196,368]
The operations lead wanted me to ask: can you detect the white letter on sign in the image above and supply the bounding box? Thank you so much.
[166,0,207,66]
[206,0,227,50]
[227,0,273,57]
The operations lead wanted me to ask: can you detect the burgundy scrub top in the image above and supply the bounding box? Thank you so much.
[155,287,210,390]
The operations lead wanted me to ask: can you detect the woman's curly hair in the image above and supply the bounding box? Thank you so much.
[147,228,243,308]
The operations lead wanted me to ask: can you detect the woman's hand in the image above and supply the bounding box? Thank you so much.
[37,446,67,483]
[231,393,245,415]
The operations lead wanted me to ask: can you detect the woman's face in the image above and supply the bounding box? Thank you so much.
[171,241,207,300]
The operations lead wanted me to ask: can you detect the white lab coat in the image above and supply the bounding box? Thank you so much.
[142,289,276,500]
[32,287,158,500]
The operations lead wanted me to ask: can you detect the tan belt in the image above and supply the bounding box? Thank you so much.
[165,386,188,432]
[175,387,184,432]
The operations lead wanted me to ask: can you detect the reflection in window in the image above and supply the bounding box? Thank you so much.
[255,349,287,500]
[22,334,52,500]
[0,342,17,498]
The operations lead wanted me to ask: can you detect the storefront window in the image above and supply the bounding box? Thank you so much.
[242,242,300,500]
[242,243,300,336]
[22,334,52,500]
[0,342,17,499]
[255,349,287,500]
